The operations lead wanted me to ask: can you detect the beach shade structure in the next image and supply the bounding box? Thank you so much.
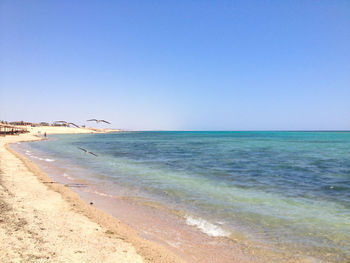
[54,121,80,128]
[77,147,98,157]
[0,124,28,135]
[86,119,111,124]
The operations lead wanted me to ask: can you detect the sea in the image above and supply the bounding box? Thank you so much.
[12,131,350,262]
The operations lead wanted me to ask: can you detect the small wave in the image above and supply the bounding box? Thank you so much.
[185,215,230,237]
[63,173,74,180]
[93,190,114,198]
[94,190,108,197]
[30,155,44,160]
[29,155,54,162]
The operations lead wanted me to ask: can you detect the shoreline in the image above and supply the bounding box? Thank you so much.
[7,134,252,263]
[1,129,325,263]
[0,131,185,263]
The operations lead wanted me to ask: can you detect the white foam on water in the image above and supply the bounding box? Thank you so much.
[29,155,43,160]
[185,215,230,237]
[63,173,74,180]
[94,190,108,197]
[93,190,114,198]
[28,153,54,162]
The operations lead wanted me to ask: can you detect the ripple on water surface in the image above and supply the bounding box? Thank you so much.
[17,131,350,262]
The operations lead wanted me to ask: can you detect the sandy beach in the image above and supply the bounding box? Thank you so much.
[0,127,185,263]
[25,125,121,135]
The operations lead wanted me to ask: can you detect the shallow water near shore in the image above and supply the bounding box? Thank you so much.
[13,131,350,262]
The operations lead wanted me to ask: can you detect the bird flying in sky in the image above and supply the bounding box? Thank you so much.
[86,119,111,124]
[77,147,98,157]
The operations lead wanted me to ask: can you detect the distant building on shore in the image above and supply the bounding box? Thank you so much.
[3,120,65,127]
[9,121,36,126]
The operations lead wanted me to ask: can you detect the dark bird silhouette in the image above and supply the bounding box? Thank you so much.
[86,119,111,124]
[77,147,98,157]
[54,121,80,128]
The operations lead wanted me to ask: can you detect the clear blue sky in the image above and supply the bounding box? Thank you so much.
[1,1,349,130]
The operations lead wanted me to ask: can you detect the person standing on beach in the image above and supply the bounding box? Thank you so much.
[44,132,47,138]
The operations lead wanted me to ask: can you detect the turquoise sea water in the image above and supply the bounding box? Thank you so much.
[18,132,350,261]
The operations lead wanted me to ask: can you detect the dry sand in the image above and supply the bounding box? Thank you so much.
[0,127,185,263]
[26,125,120,135]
